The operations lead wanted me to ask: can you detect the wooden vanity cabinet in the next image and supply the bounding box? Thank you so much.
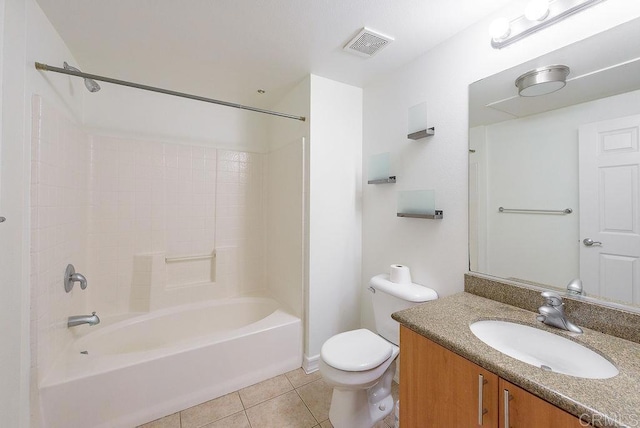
[399,325,499,427]
[499,379,585,427]
[399,326,586,428]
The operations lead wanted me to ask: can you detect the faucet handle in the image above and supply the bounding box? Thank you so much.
[566,278,584,296]
[541,291,563,306]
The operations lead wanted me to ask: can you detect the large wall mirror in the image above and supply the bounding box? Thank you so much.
[469,18,640,308]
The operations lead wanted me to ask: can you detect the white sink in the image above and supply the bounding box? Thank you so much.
[469,320,618,379]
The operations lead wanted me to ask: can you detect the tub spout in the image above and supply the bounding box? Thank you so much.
[68,312,100,328]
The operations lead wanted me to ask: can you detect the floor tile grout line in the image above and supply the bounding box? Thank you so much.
[294,388,321,425]
[240,386,295,411]
[147,371,324,428]
[239,374,296,410]
[283,374,295,390]
[245,408,254,428]
[238,372,324,412]
[286,378,319,389]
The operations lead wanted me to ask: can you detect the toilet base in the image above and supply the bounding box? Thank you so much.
[329,389,394,428]
[328,360,396,428]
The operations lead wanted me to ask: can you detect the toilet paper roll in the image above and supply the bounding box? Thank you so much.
[389,264,412,284]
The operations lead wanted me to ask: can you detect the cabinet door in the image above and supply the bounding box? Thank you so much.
[400,326,499,427]
[499,379,585,427]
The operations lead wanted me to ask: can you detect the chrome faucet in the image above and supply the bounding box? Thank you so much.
[64,264,88,292]
[68,312,100,328]
[537,291,582,334]
[566,278,584,296]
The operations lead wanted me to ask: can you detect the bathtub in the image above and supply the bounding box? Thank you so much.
[39,297,302,428]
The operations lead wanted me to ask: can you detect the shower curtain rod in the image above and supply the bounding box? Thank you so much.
[34,62,306,122]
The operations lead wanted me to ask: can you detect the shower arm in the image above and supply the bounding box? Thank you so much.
[34,62,306,122]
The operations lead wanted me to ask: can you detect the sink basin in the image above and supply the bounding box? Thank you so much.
[470,320,618,379]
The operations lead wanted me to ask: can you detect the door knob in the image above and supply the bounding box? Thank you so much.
[0,216,5,223]
[583,238,602,247]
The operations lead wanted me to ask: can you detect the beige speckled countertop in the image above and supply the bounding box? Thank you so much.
[392,292,640,428]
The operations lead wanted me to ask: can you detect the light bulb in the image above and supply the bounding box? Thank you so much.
[489,17,511,41]
[525,0,550,21]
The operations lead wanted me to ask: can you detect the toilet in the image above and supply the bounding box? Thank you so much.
[319,274,438,428]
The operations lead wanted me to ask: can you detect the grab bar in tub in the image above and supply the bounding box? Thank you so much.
[498,207,572,215]
[165,252,216,263]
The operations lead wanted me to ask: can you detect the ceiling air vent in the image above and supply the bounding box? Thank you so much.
[343,27,394,58]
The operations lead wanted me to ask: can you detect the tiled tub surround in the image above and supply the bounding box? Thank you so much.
[40,296,302,428]
[88,136,267,314]
[392,293,640,427]
[30,96,90,384]
[32,97,268,364]
[31,98,305,427]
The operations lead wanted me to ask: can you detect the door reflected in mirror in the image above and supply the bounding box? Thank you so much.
[468,18,640,308]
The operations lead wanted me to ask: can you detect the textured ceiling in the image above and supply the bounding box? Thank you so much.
[35,0,515,106]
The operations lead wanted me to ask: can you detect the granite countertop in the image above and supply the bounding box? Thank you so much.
[392,292,640,428]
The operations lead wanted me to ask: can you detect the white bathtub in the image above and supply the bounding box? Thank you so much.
[39,297,302,428]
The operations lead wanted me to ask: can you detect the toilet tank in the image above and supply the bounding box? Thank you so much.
[370,274,438,345]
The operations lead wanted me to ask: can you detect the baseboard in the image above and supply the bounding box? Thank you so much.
[302,354,319,373]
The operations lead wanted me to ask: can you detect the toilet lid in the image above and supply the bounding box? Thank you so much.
[321,329,393,372]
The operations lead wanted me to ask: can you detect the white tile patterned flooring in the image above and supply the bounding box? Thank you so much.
[138,368,399,428]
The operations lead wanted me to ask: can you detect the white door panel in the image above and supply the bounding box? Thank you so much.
[579,115,640,304]
[599,254,639,303]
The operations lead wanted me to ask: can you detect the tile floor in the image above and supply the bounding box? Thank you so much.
[138,368,399,428]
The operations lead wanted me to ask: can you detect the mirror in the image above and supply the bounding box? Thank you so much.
[469,18,640,308]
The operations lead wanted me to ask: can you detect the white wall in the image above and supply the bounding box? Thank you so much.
[475,89,640,287]
[1,0,86,426]
[306,75,362,362]
[268,74,364,368]
[83,82,269,152]
[268,76,310,152]
[266,138,305,317]
[267,77,310,357]
[361,0,640,331]
[0,1,29,426]
[26,0,84,120]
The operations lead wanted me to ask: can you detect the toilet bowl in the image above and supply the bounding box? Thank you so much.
[320,329,399,428]
[319,273,438,428]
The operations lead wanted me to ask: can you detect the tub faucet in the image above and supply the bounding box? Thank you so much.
[536,291,582,334]
[64,264,88,292]
[68,312,100,328]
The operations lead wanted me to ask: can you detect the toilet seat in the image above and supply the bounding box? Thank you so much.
[321,329,393,372]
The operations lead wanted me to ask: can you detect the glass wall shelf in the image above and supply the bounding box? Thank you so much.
[408,127,435,140]
[368,152,395,184]
[397,210,443,219]
[369,176,396,184]
[397,189,443,219]
[408,102,434,140]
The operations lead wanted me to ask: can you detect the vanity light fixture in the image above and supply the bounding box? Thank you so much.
[490,0,605,49]
[524,0,550,21]
[515,65,570,97]
[489,17,511,41]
